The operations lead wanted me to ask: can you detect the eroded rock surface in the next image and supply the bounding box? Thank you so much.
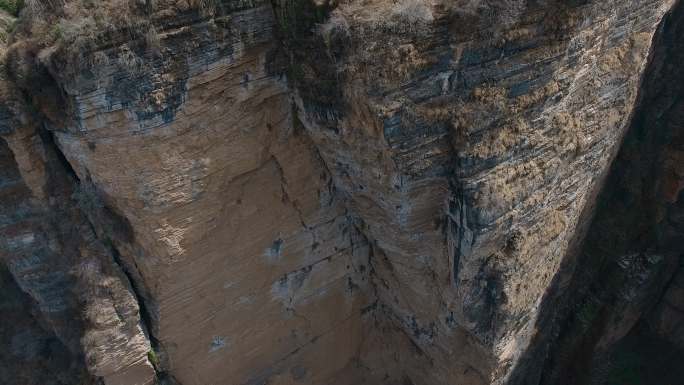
[530,2,684,383]
[0,1,681,385]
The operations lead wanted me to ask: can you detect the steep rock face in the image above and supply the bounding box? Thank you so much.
[0,31,155,385]
[530,2,684,382]
[3,2,372,385]
[285,0,674,383]
[0,1,680,385]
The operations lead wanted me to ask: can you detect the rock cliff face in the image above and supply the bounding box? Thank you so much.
[0,1,682,385]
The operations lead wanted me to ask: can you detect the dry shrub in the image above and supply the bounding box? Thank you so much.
[188,0,217,16]
[144,25,160,55]
[391,0,433,24]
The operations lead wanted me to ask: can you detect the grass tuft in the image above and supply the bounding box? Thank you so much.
[147,349,160,369]
[0,0,23,16]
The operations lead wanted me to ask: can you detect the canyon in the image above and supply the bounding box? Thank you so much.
[0,1,682,384]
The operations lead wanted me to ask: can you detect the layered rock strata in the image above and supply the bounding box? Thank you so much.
[0,1,681,385]
[529,2,684,382]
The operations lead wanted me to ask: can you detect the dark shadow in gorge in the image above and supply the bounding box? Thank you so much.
[507,0,684,383]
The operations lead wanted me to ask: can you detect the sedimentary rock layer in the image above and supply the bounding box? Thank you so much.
[0,1,681,385]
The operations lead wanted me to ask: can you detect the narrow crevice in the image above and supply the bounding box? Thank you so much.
[104,241,181,385]
[33,114,178,384]
[78,188,180,384]
[37,128,80,183]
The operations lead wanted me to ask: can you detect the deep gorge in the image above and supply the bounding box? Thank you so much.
[0,1,682,384]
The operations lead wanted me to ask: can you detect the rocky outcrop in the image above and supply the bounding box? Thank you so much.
[3,2,371,385]
[0,1,681,385]
[0,37,155,384]
[284,0,677,383]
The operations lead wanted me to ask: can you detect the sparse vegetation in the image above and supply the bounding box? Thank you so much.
[188,0,218,16]
[0,0,23,16]
[0,10,15,43]
[147,349,160,369]
[391,0,433,25]
[144,26,160,55]
[3,0,232,81]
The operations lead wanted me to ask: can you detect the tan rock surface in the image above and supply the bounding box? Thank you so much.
[0,1,682,385]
